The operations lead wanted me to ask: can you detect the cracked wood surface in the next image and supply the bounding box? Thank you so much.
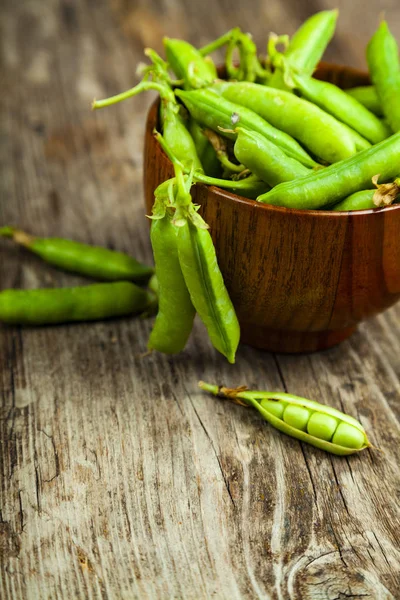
[1,0,400,598]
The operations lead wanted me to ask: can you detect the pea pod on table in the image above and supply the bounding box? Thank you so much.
[0,282,151,326]
[175,88,318,168]
[211,80,363,163]
[257,130,400,210]
[0,227,153,282]
[199,381,371,456]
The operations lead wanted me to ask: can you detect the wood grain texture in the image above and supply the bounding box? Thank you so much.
[1,0,400,598]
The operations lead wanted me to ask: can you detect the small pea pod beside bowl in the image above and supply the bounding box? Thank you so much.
[198,381,371,456]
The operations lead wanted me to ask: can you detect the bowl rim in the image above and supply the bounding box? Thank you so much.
[147,62,400,219]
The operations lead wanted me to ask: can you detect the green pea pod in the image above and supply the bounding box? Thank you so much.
[177,221,240,363]
[93,80,203,173]
[233,127,310,187]
[268,10,338,90]
[163,38,217,89]
[211,80,360,163]
[257,130,400,209]
[346,86,383,117]
[199,382,371,456]
[189,119,221,177]
[154,129,268,199]
[148,215,196,354]
[291,73,391,144]
[332,178,400,211]
[175,88,318,168]
[367,21,400,133]
[332,190,377,211]
[0,282,150,326]
[0,227,153,282]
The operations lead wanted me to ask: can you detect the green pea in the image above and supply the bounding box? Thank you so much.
[332,423,366,450]
[257,130,400,210]
[283,405,311,432]
[307,412,338,441]
[0,282,150,326]
[259,399,287,419]
[0,227,153,283]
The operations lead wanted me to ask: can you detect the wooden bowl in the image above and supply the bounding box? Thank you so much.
[143,63,400,353]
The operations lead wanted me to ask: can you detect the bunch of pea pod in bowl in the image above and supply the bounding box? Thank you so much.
[91,9,400,360]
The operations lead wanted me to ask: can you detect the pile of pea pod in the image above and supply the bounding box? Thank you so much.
[94,9,400,211]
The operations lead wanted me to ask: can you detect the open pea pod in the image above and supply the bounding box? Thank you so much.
[199,382,371,456]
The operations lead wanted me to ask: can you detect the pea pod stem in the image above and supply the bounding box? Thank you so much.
[199,29,240,57]
[154,130,268,198]
[92,80,175,110]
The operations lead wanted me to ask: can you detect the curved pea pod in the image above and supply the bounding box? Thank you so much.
[163,38,217,89]
[268,10,338,90]
[332,190,377,211]
[0,282,151,326]
[93,80,204,173]
[175,88,318,168]
[189,119,221,177]
[367,21,400,133]
[332,177,400,211]
[177,221,240,363]
[292,74,391,144]
[0,227,154,282]
[233,127,310,187]
[346,86,383,117]
[257,130,400,210]
[148,215,196,354]
[162,108,204,173]
[154,129,268,199]
[212,80,359,163]
[198,382,371,456]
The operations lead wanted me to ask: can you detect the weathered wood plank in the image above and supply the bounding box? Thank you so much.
[1,1,399,599]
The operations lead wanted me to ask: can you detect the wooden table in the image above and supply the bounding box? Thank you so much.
[1,1,400,598]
